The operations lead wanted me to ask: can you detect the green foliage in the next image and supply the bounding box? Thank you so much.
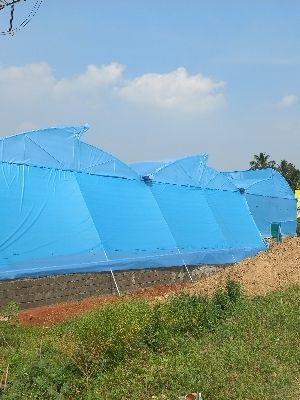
[54,300,151,381]
[249,153,300,191]
[249,152,276,170]
[1,282,300,400]
[3,356,76,400]
[212,278,243,318]
[225,277,243,302]
[141,279,243,353]
[95,286,300,400]
[297,218,300,236]
[142,302,172,353]
[0,303,19,323]
[276,160,300,192]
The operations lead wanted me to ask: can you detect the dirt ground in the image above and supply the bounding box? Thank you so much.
[189,237,300,297]
[18,237,300,326]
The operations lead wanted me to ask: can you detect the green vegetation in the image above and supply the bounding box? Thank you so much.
[0,303,19,323]
[250,153,300,191]
[250,152,276,170]
[1,281,300,400]
[297,218,300,236]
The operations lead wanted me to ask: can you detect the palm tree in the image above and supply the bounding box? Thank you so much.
[250,153,276,170]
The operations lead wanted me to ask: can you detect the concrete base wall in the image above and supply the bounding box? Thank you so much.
[0,265,225,309]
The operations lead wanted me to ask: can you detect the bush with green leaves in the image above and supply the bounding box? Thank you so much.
[141,278,243,352]
[1,281,299,400]
[54,300,152,382]
[1,281,243,398]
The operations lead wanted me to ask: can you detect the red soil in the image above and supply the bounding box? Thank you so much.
[18,283,188,326]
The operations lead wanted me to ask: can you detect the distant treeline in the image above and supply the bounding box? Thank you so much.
[250,152,300,191]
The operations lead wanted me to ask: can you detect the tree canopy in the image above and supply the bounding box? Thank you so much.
[250,153,300,191]
[249,153,276,170]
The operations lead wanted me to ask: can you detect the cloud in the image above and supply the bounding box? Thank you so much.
[1,62,299,171]
[0,62,124,136]
[278,95,298,109]
[0,63,225,126]
[54,63,124,95]
[117,67,225,113]
[0,62,226,158]
[0,62,123,98]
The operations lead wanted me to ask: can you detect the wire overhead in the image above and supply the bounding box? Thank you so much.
[0,0,43,35]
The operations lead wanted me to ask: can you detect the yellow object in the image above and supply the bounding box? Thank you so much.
[295,190,300,217]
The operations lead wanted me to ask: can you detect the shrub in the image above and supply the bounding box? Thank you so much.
[165,293,216,335]
[55,300,152,383]
[141,302,173,353]
[1,280,247,399]
[2,356,76,400]
[212,278,244,321]
[142,280,244,351]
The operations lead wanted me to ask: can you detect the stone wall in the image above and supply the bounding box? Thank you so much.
[0,265,224,309]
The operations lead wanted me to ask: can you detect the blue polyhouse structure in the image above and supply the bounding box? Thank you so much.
[131,157,266,265]
[223,169,297,237]
[1,124,290,280]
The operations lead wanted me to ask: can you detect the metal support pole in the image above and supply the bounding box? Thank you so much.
[110,269,121,296]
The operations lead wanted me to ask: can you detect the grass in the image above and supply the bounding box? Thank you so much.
[0,280,299,399]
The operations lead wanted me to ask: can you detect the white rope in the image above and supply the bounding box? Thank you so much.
[184,264,193,283]
[110,269,121,296]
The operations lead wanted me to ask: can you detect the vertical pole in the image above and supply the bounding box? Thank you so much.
[110,269,121,296]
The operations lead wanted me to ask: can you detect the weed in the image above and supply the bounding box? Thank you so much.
[1,282,299,400]
[0,303,19,324]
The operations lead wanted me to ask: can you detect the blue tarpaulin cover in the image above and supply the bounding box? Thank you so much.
[1,125,294,280]
[223,169,297,237]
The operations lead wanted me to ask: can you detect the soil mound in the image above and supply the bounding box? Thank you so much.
[190,237,300,296]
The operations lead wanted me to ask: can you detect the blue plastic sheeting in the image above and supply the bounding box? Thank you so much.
[131,160,175,177]
[243,194,296,237]
[131,156,237,190]
[131,156,209,184]
[0,125,138,180]
[224,169,297,236]
[0,163,184,279]
[149,182,265,265]
[0,126,268,280]
[0,165,265,279]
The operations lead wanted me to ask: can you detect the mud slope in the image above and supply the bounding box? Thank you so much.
[190,237,300,296]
